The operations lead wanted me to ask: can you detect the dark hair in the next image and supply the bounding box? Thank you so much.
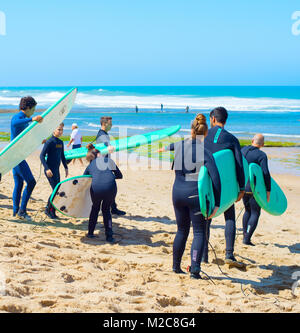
[86,144,100,162]
[19,96,37,111]
[100,116,112,126]
[210,107,228,124]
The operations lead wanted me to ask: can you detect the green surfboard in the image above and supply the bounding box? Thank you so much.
[64,125,181,160]
[198,149,249,218]
[249,163,287,216]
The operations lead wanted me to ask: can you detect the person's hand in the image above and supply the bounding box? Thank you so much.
[208,206,219,219]
[42,139,47,145]
[267,191,271,203]
[67,143,71,148]
[108,145,115,154]
[157,148,165,153]
[32,115,43,123]
[65,168,69,178]
[236,190,245,202]
[46,170,53,178]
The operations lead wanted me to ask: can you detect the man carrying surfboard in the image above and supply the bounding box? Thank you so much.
[204,107,245,268]
[95,116,126,216]
[11,96,43,221]
[241,134,271,246]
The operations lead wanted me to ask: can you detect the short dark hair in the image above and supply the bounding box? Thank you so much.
[210,107,228,124]
[19,96,37,111]
[100,116,112,125]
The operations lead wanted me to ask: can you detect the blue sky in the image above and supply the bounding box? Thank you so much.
[0,0,300,86]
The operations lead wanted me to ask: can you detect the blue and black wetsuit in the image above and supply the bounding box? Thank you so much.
[11,112,36,215]
[204,126,245,259]
[167,139,221,275]
[40,135,68,214]
[242,145,271,244]
[84,156,123,238]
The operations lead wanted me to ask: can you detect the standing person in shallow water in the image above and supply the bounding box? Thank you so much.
[204,107,245,268]
[242,134,271,246]
[159,114,221,279]
[40,123,69,220]
[84,144,123,243]
[96,116,126,216]
[11,96,43,221]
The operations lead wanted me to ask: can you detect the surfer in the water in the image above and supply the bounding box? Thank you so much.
[40,123,69,219]
[96,116,126,216]
[204,107,246,268]
[242,134,271,246]
[84,144,123,243]
[11,96,43,221]
[158,114,221,279]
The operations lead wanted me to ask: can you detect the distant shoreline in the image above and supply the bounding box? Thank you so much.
[0,109,46,114]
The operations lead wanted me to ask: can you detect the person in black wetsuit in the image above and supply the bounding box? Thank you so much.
[84,144,123,243]
[40,124,68,219]
[242,134,271,246]
[204,107,245,268]
[159,114,221,279]
[96,116,126,216]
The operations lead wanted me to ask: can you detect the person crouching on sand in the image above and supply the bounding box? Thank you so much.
[84,144,123,243]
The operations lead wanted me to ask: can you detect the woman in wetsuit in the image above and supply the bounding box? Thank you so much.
[159,114,221,279]
[84,144,123,243]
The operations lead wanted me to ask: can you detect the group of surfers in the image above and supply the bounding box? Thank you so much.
[8,96,271,279]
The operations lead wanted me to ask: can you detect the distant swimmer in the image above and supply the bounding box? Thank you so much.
[67,123,83,166]
[204,107,246,268]
[40,123,69,220]
[135,105,139,113]
[84,144,123,243]
[186,106,190,113]
[159,114,221,279]
[11,96,43,221]
[161,104,164,112]
[242,134,271,246]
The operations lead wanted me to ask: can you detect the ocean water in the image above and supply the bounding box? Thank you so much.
[0,86,300,141]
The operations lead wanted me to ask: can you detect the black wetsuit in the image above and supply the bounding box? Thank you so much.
[40,135,68,214]
[242,145,271,243]
[167,139,221,274]
[96,129,120,212]
[204,126,245,259]
[84,156,123,237]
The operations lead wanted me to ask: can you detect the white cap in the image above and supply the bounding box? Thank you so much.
[72,123,78,128]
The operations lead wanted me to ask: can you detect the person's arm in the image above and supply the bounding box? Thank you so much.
[109,159,123,179]
[61,143,69,177]
[204,150,221,208]
[158,142,175,153]
[40,140,50,171]
[12,116,33,128]
[259,153,271,193]
[233,138,245,200]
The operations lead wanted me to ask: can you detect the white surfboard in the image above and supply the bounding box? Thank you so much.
[50,176,93,218]
[0,88,77,178]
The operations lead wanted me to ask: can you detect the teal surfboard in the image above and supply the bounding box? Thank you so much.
[0,88,77,178]
[50,175,93,218]
[64,125,181,160]
[198,149,249,218]
[249,163,287,216]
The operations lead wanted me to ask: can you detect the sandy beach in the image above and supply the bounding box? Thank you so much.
[0,149,299,313]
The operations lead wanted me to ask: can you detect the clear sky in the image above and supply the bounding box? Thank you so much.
[0,0,300,86]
